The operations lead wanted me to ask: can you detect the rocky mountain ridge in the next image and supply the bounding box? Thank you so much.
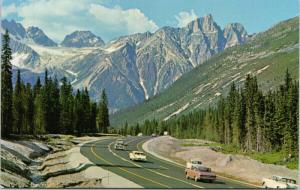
[2,14,248,111]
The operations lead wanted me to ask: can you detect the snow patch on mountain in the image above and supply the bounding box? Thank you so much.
[11,53,29,68]
[66,70,78,77]
[163,103,190,121]
[139,77,149,100]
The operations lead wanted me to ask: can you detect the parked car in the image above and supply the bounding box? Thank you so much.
[163,131,168,136]
[151,133,157,137]
[129,151,147,161]
[262,176,298,189]
[114,139,126,150]
[185,166,216,182]
[186,159,203,169]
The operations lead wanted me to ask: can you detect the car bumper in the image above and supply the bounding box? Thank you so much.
[200,176,216,180]
[132,158,146,161]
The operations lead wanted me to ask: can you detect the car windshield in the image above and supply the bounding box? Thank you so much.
[283,178,296,184]
[193,166,210,172]
[135,152,145,156]
[192,161,202,164]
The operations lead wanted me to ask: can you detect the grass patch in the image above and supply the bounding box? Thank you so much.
[286,160,298,170]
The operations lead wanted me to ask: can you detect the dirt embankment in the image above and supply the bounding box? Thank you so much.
[1,135,141,188]
[143,136,298,186]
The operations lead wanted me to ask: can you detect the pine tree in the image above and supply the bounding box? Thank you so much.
[90,102,98,133]
[33,76,42,98]
[97,89,109,133]
[59,77,73,134]
[244,75,257,151]
[74,90,84,135]
[24,83,34,134]
[13,70,24,134]
[82,88,91,133]
[33,77,45,134]
[1,30,13,138]
[51,77,60,133]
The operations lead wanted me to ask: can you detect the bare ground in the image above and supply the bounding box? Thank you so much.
[143,136,298,186]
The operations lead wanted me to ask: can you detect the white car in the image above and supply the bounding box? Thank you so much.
[114,139,126,150]
[129,151,147,161]
[262,176,298,189]
[186,159,203,169]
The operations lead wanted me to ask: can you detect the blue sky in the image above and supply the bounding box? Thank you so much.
[2,0,298,42]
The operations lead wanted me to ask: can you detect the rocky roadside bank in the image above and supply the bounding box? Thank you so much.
[142,136,298,186]
[0,135,129,188]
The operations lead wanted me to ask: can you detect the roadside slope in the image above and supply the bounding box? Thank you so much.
[142,136,298,186]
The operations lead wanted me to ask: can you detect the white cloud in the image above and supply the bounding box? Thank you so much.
[2,3,18,17]
[89,4,158,35]
[2,0,158,42]
[175,10,198,27]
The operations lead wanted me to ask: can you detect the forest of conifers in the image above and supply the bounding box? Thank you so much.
[121,71,299,158]
[1,31,110,138]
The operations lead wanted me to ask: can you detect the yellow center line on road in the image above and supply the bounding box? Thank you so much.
[137,139,261,188]
[159,165,169,170]
[109,138,204,189]
[90,141,169,188]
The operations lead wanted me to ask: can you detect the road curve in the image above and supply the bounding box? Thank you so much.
[80,136,255,188]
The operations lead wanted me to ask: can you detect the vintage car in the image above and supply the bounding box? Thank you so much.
[262,176,298,188]
[129,151,147,161]
[185,166,216,182]
[186,159,203,169]
[114,139,126,150]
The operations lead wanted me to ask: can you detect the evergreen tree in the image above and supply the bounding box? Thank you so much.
[90,102,98,133]
[33,77,45,134]
[82,88,91,133]
[74,90,84,135]
[59,77,73,134]
[24,83,34,134]
[1,30,13,138]
[97,90,109,133]
[13,70,24,134]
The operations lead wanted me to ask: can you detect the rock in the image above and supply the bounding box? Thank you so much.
[217,155,233,167]
[61,31,105,48]
[26,26,57,47]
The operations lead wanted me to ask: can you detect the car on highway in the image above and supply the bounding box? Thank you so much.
[114,139,126,150]
[185,166,216,183]
[129,151,147,161]
[186,159,203,169]
[262,175,298,188]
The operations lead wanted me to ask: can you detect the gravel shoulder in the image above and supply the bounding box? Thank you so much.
[142,136,298,186]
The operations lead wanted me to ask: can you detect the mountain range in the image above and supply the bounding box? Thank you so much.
[2,14,248,112]
[111,17,299,126]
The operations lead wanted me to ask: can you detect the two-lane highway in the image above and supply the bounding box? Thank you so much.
[80,136,256,188]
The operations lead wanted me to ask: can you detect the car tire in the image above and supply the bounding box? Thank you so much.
[186,174,189,179]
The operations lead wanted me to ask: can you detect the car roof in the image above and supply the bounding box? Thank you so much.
[272,176,295,180]
[190,159,201,162]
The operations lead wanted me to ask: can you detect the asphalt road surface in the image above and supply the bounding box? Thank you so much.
[80,136,256,188]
